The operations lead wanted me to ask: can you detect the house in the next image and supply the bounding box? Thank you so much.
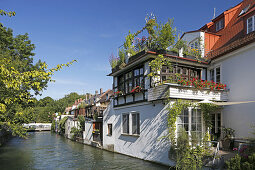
[65,115,78,139]
[103,38,230,166]
[181,0,255,139]
[62,89,113,146]
[82,88,113,146]
[103,0,255,166]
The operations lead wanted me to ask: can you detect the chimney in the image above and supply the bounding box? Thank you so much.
[100,88,103,94]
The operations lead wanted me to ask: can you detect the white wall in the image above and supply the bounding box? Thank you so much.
[103,100,174,166]
[84,120,93,145]
[181,31,205,57]
[211,42,255,138]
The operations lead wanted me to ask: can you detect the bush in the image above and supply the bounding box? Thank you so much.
[70,127,81,141]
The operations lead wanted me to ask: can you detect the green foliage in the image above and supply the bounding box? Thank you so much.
[176,128,203,170]
[58,116,68,134]
[148,54,172,84]
[51,120,56,132]
[226,154,241,170]
[70,127,81,141]
[77,115,85,131]
[153,19,176,50]
[222,127,235,140]
[0,21,75,137]
[54,92,85,113]
[198,103,220,130]
[167,100,193,145]
[0,10,15,17]
[164,100,221,169]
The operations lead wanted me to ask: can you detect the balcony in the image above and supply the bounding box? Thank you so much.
[148,83,228,102]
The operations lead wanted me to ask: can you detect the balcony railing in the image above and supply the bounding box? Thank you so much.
[148,83,228,102]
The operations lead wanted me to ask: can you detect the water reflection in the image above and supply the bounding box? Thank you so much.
[0,132,168,170]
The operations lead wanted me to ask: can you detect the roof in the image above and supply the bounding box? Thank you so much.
[200,0,255,59]
[108,50,208,77]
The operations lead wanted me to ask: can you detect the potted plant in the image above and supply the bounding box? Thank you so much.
[221,127,235,150]
[114,91,124,97]
[131,86,142,93]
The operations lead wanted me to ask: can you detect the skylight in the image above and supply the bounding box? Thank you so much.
[239,4,250,16]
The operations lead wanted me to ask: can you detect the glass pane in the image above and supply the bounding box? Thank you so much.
[162,76,166,81]
[184,124,188,131]
[132,114,137,134]
[184,109,189,116]
[192,116,196,124]
[140,68,143,75]
[197,109,201,117]
[134,69,139,76]
[248,17,253,33]
[184,116,188,124]
[192,124,196,131]
[129,72,132,78]
[197,116,201,123]
[197,124,202,131]
[140,77,144,87]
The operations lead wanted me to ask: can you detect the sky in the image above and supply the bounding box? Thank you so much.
[1,0,241,100]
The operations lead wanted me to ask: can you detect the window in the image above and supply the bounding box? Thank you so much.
[209,66,221,83]
[121,112,140,135]
[108,124,112,136]
[177,108,203,139]
[189,39,199,50]
[216,19,224,32]
[191,109,202,139]
[215,67,221,83]
[122,114,129,134]
[247,15,255,34]
[116,66,144,94]
[177,109,189,134]
[159,65,201,83]
[210,69,214,82]
[132,113,140,135]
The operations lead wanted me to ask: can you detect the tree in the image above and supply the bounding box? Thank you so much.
[0,10,76,137]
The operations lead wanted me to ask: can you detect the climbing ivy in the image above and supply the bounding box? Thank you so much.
[165,99,220,169]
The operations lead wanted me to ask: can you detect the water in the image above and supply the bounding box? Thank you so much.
[0,132,169,170]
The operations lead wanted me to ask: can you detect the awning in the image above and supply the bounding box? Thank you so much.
[212,101,255,106]
[198,100,255,106]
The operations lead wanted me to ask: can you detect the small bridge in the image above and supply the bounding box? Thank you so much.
[23,123,51,131]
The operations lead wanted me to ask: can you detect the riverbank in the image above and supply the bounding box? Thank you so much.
[0,129,12,147]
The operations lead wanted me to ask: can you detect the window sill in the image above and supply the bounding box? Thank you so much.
[121,133,140,137]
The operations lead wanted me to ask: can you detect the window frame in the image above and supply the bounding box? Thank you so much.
[209,65,221,83]
[122,113,129,134]
[176,107,203,139]
[117,65,144,94]
[131,112,140,135]
[216,19,224,32]
[107,123,112,136]
[247,15,255,34]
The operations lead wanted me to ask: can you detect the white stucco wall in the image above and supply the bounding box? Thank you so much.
[84,120,93,145]
[103,100,174,166]
[181,31,205,57]
[211,42,255,138]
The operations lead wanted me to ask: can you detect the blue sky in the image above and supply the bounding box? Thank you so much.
[1,0,241,100]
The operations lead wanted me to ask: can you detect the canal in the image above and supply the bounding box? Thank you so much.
[0,132,169,170]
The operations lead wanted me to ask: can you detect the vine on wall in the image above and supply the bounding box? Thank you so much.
[165,99,220,169]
